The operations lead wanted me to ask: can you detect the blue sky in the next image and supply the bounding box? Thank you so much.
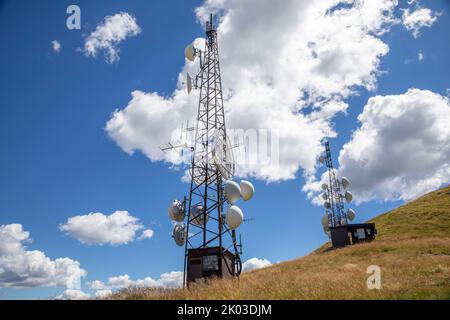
[0,0,449,299]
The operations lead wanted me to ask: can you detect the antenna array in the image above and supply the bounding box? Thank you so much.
[318,141,355,236]
[163,14,255,287]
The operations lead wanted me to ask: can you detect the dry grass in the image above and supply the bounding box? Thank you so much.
[111,185,450,300]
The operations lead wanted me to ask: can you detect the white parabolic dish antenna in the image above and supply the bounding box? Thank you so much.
[172,224,186,246]
[224,180,241,204]
[190,205,208,226]
[168,199,185,222]
[185,44,196,62]
[240,180,255,201]
[347,208,356,221]
[344,190,353,203]
[341,177,350,189]
[226,205,244,230]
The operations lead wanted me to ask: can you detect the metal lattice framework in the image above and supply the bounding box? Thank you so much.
[323,141,348,228]
[182,15,242,287]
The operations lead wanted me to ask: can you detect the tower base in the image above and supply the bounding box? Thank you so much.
[186,247,236,285]
[330,223,376,248]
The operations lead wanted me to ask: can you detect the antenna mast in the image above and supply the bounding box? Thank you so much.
[163,14,256,287]
[318,141,376,247]
[183,14,242,287]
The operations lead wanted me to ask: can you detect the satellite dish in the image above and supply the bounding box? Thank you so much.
[341,177,350,189]
[226,205,244,230]
[240,180,255,201]
[319,155,325,164]
[322,193,328,201]
[344,190,353,203]
[321,183,328,191]
[172,224,186,246]
[321,214,329,227]
[168,200,185,222]
[224,180,241,204]
[187,73,192,94]
[323,225,330,233]
[190,205,208,226]
[347,208,356,221]
[185,44,196,62]
[324,201,331,209]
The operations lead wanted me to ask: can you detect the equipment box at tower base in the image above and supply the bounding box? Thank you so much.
[330,223,376,248]
[186,247,236,284]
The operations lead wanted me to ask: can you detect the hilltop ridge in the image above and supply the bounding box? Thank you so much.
[112,185,450,300]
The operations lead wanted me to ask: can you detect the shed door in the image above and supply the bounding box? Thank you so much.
[188,258,202,281]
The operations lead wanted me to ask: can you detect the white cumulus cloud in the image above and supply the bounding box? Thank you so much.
[402,7,438,38]
[88,271,183,296]
[95,289,113,299]
[0,224,86,288]
[84,12,141,63]
[56,289,91,300]
[338,89,450,202]
[138,229,154,240]
[106,0,400,182]
[59,211,154,246]
[306,89,450,204]
[242,257,272,272]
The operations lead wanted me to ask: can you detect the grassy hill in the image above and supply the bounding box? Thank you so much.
[113,185,450,300]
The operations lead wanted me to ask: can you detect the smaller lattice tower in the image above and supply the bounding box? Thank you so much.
[318,140,355,236]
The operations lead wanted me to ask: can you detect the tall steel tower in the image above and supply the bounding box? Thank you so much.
[165,15,255,287]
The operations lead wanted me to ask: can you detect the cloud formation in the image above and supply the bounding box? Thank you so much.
[242,257,272,272]
[88,271,183,297]
[56,289,90,300]
[84,12,141,63]
[0,224,86,288]
[59,211,154,246]
[106,0,401,182]
[402,7,438,38]
[94,289,113,299]
[305,89,450,204]
[338,89,450,203]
